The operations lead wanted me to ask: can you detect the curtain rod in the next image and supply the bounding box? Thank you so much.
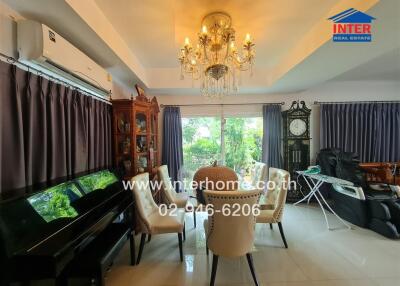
[0,52,111,105]
[314,100,400,105]
[160,102,285,108]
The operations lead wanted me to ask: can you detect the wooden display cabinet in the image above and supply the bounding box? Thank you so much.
[112,85,160,179]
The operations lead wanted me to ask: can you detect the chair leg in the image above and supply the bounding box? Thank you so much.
[147,234,151,243]
[278,222,288,248]
[183,224,186,241]
[206,241,209,255]
[129,232,135,266]
[136,233,146,264]
[246,253,259,286]
[210,254,219,286]
[178,233,183,262]
[269,223,273,230]
[193,210,197,228]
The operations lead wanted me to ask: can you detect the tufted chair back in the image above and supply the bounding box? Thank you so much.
[266,168,290,221]
[157,165,176,204]
[203,189,262,257]
[251,162,268,188]
[131,173,158,233]
[193,165,238,191]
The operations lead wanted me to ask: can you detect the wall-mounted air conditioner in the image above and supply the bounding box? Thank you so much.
[17,20,112,97]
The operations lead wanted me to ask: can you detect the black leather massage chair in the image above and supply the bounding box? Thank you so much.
[317,148,400,239]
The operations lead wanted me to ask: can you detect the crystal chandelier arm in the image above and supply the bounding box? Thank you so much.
[179,45,201,79]
[199,33,211,63]
[223,39,230,62]
[203,44,209,62]
[229,42,255,71]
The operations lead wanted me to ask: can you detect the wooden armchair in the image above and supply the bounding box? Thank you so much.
[360,162,399,185]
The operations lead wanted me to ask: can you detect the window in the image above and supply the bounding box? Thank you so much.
[182,116,263,182]
[224,117,263,180]
[182,117,221,183]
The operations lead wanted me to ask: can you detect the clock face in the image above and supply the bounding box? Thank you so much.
[289,119,307,136]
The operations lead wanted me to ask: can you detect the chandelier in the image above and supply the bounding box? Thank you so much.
[179,12,255,98]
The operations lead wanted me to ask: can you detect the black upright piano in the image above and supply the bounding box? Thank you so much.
[0,169,135,285]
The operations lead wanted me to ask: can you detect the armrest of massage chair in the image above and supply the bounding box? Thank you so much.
[331,183,399,201]
[332,184,366,200]
[330,184,369,227]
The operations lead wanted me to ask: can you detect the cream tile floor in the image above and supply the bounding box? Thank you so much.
[106,205,400,286]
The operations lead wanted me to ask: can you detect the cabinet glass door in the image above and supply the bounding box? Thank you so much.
[137,154,148,173]
[116,111,131,134]
[135,112,147,133]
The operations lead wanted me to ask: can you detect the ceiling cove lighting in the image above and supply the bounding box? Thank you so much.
[179,12,255,98]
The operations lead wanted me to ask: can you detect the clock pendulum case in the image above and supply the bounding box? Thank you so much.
[282,101,311,202]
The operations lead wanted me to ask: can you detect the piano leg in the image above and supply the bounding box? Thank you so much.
[95,272,105,286]
[129,232,136,266]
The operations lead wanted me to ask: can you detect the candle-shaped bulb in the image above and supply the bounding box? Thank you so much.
[245,33,251,43]
[191,59,196,65]
[230,42,236,50]
[202,25,207,34]
[184,37,190,46]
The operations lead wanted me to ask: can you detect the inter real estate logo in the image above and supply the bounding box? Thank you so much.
[328,8,376,42]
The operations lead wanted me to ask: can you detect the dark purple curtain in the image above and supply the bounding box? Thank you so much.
[0,61,112,197]
[320,103,400,162]
[262,104,283,168]
[162,107,183,190]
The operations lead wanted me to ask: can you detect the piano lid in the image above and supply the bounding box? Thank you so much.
[0,170,121,259]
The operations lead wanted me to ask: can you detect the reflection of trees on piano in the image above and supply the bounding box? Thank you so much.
[47,191,79,219]
[27,171,118,223]
[77,170,118,193]
[28,183,80,222]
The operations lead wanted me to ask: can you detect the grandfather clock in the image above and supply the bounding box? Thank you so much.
[282,101,311,202]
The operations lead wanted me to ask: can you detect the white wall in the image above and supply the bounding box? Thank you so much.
[155,80,400,163]
[0,1,21,57]
[111,80,132,99]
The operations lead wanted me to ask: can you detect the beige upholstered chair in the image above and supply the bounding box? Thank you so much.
[157,165,196,231]
[131,173,185,264]
[191,164,239,227]
[193,165,239,191]
[158,165,189,208]
[250,162,268,189]
[203,189,262,286]
[257,167,290,248]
